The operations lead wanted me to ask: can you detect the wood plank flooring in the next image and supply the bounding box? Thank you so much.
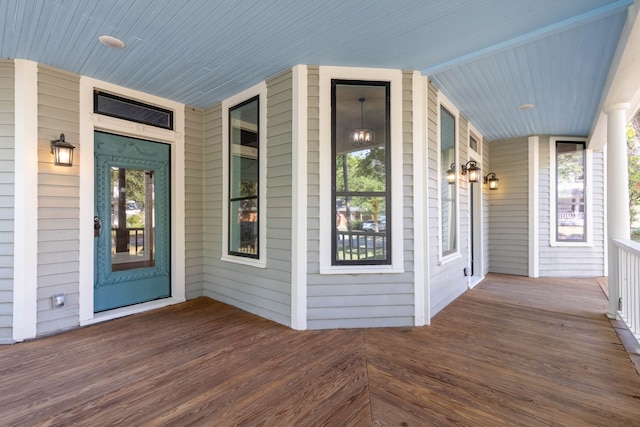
[1,274,639,426]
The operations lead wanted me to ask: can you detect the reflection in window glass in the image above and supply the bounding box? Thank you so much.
[110,167,155,272]
[94,91,174,130]
[229,96,259,257]
[469,134,479,153]
[332,81,390,265]
[440,106,457,256]
[556,141,586,242]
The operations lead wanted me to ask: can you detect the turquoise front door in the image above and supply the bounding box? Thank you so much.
[94,131,171,312]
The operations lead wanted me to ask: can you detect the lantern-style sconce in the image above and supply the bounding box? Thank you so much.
[461,160,480,183]
[484,172,499,190]
[446,163,456,184]
[50,133,75,167]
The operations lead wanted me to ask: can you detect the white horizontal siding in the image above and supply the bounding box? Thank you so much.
[482,138,490,276]
[487,137,529,276]
[0,60,14,342]
[184,106,204,299]
[264,70,293,318]
[428,82,470,316]
[306,68,414,330]
[306,66,321,281]
[402,70,416,277]
[538,136,605,276]
[37,65,80,335]
[201,71,293,327]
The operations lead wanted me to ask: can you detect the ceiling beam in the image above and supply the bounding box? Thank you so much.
[422,0,633,76]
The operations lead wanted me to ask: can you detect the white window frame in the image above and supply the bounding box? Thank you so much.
[549,136,593,247]
[221,82,268,267]
[437,94,461,264]
[318,67,404,274]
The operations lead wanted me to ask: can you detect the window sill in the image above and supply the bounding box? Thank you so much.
[221,255,267,269]
[438,252,461,266]
[320,265,404,275]
[549,241,593,248]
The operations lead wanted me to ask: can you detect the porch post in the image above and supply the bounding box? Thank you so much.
[604,103,631,319]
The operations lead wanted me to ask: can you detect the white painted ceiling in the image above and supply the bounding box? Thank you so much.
[0,0,634,141]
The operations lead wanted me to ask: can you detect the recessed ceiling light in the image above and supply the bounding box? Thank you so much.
[518,103,535,110]
[99,35,125,49]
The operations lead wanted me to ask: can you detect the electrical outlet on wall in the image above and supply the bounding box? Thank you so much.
[52,294,65,308]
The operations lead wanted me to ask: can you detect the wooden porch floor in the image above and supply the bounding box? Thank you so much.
[2,274,640,426]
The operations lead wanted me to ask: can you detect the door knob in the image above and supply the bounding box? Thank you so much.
[94,216,101,237]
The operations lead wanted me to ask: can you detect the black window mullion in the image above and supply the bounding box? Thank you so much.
[228,96,259,258]
[331,80,391,266]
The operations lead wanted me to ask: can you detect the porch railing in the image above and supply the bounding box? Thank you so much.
[612,238,640,351]
[112,227,145,254]
[336,230,387,261]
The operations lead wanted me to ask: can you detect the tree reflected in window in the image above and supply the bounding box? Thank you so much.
[440,106,457,256]
[556,141,586,241]
[332,81,390,265]
[229,96,259,257]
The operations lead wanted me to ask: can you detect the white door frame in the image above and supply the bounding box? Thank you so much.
[78,77,186,325]
[467,132,485,288]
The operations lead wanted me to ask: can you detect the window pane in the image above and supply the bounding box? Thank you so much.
[332,81,390,265]
[230,155,258,199]
[557,142,585,241]
[229,97,259,258]
[441,107,457,255]
[229,198,258,255]
[110,167,155,271]
[469,134,479,153]
[335,148,386,192]
[94,91,173,130]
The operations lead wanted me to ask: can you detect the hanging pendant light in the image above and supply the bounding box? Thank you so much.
[351,97,375,146]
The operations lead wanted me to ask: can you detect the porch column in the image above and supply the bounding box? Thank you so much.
[604,103,631,319]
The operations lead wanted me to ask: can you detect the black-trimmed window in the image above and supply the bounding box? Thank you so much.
[94,91,173,130]
[556,141,586,242]
[332,80,391,265]
[440,106,457,256]
[229,96,259,258]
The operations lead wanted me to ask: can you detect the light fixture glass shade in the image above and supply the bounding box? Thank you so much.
[484,172,499,190]
[461,160,480,183]
[351,97,375,147]
[51,133,75,167]
[467,167,480,183]
[446,163,455,184]
[351,129,375,146]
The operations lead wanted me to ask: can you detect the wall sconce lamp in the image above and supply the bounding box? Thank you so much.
[460,160,480,183]
[484,172,499,190]
[50,133,75,167]
[446,163,456,184]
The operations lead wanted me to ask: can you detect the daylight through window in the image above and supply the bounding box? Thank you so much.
[332,81,391,265]
[229,96,259,258]
[440,106,457,256]
[556,141,586,242]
